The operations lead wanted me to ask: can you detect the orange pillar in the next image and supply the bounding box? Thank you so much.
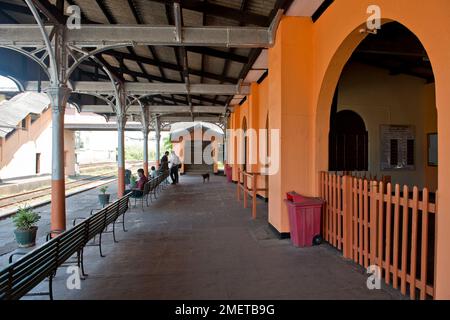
[143,163,149,177]
[50,179,66,231]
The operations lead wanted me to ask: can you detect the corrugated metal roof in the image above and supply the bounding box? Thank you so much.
[0,92,50,138]
[246,0,277,17]
[0,0,299,120]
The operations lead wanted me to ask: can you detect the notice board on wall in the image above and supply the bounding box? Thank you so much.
[380,125,415,171]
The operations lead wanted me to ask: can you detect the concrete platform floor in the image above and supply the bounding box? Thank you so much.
[29,174,404,300]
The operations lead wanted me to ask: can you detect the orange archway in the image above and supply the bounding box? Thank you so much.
[309,0,450,299]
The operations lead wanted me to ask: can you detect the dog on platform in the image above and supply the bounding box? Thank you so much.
[201,173,210,183]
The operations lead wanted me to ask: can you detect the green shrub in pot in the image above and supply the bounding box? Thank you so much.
[98,185,110,207]
[13,206,41,247]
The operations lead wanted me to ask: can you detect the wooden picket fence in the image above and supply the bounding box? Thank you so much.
[320,172,437,300]
[236,168,268,219]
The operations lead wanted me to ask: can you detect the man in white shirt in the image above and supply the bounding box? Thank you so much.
[150,166,157,179]
[169,151,181,184]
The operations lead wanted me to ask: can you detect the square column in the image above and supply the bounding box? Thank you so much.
[268,17,315,234]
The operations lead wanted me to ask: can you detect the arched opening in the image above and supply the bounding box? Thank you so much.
[329,110,368,172]
[323,22,437,190]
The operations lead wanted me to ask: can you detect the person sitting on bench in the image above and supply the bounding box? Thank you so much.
[125,168,148,197]
[150,166,157,179]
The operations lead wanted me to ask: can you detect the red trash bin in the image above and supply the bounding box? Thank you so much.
[285,192,324,247]
[225,165,233,183]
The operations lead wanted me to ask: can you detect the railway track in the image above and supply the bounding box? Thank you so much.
[0,165,139,215]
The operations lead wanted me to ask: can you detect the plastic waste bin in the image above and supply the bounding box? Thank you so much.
[285,192,324,247]
[225,165,233,183]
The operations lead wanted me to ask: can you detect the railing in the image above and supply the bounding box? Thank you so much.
[320,172,437,300]
[236,168,268,219]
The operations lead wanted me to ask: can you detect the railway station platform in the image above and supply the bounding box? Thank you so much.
[2,0,450,302]
[23,174,403,300]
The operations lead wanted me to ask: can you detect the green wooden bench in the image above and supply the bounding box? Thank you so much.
[0,193,130,300]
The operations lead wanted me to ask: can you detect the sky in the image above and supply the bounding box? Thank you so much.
[0,75,19,92]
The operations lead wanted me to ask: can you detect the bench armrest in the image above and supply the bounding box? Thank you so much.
[90,208,103,215]
[72,217,87,226]
[9,251,28,264]
[46,229,64,241]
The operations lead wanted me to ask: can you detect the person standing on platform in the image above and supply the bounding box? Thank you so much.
[169,150,181,184]
[160,151,169,172]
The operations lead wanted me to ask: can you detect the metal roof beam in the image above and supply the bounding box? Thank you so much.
[103,115,221,123]
[24,81,250,95]
[80,104,226,114]
[66,25,276,47]
[0,20,282,47]
[159,115,221,123]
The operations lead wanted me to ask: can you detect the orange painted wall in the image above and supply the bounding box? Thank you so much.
[231,82,269,192]
[228,0,450,298]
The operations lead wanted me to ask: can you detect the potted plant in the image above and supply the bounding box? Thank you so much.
[98,185,110,207]
[13,206,41,248]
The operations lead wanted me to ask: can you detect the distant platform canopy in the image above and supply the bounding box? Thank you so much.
[0,92,49,138]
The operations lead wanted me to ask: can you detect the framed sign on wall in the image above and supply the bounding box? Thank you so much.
[380,125,415,171]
